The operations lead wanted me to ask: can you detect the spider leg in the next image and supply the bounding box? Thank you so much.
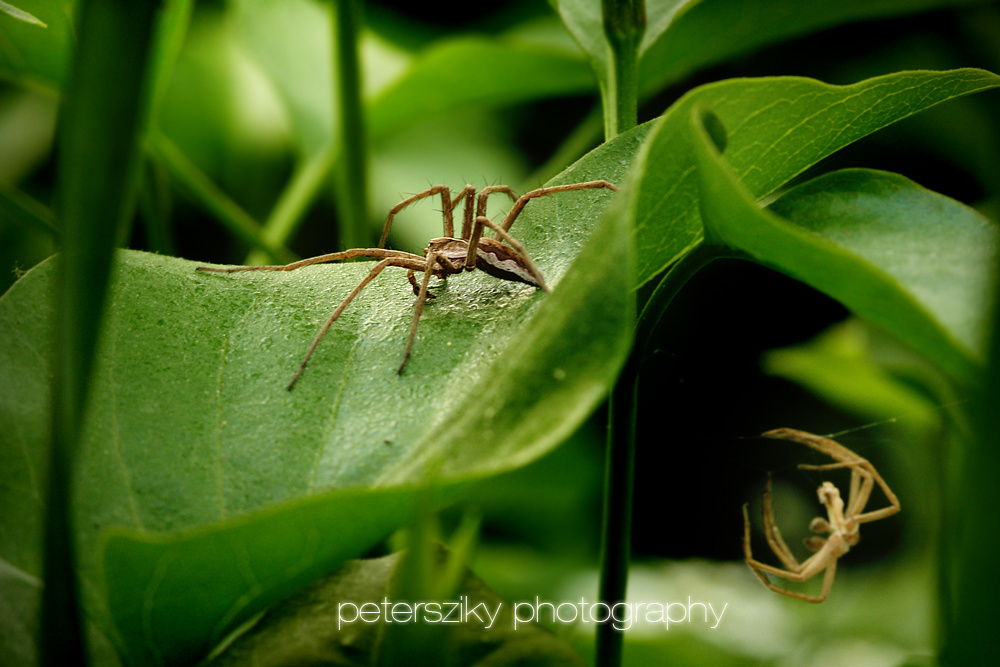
[810,557,838,603]
[760,477,803,571]
[450,185,477,240]
[743,504,839,603]
[770,429,901,524]
[285,256,428,389]
[798,460,899,523]
[849,466,863,515]
[196,248,425,274]
[499,180,618,232]
[846,466,875,519]
[379,185,455,247]
[764,428,861,463]
[798,460,867,516]
[854,461,901,523]
[472,185,518,238]
[398,251,442,375]
[406,269,436,298]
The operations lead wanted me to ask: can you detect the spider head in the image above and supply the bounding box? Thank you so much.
[817,481,862,546]
[817,481,844,512]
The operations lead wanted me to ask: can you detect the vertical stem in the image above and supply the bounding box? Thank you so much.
[332,0,370,249]
[44,1,161,664]
[246,144,336,265]
[941,266,1000,663]
[596,3,644,666]
[595,243,717,667]
[601,0,645,139]
[595,351,637,667]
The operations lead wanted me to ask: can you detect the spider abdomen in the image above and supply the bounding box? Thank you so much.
[474,237,544,287]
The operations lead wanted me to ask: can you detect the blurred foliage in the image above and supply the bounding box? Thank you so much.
[1,1,999,666]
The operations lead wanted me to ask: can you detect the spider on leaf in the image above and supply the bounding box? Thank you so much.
[742,428,901,603]
[196,180,618,388]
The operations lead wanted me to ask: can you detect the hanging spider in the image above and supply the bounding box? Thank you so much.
[742,428,901,603]
[196,180,618,388]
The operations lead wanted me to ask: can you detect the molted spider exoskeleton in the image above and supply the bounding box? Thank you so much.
[742,428,901,602]
[196,180,618,388]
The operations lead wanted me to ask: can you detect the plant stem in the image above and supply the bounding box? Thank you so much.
[139,160,176,256]
[601,0,645,139]
[595,350,637,667]
[45,1,161,664]
[147,131,296,264]
[246,143,336,265]
[595,4,645,666]
[332,0,370,249]
[595,241,718,667]
[0,184,58,237]
[941,255,1000,662]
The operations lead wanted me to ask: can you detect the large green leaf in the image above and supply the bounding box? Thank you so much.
[629,69,1000,286]
[0,129,640,666]
[689,111,996,384]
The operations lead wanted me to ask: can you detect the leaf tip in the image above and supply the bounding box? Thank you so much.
[0,1,47,27]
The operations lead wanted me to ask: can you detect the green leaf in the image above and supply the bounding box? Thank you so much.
[367,38,596,139]
[44,1,165,663]
[689,110,997,384]
[637,0,995,93]
[0,1,47,27]
[763,319,948,436]
[0,558,41,666]
[944,176,1000,667]
[630,69,1000,287]
[768,170,997,365]
[555,0,990,97]
[0,0,74,89]
[556,0,702,84]
[0,129,640,666]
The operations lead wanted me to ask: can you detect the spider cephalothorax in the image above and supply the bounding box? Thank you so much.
[196,180,617,387]
[742,428,900,602]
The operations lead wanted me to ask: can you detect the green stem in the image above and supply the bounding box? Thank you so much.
[595,348,637,667]
[246,143,336,265]
[0,183,58,237]
[595,242,717,667]
[594,5,645,666]
[332,0,369,249]
[45,1,162,664]
[147,131,296,264]
[139,159,175,256]
[601,0,645,139]
[941,250,1000,662]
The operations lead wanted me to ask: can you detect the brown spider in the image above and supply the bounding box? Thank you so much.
[742,428,901,603]
[196,180,618,388]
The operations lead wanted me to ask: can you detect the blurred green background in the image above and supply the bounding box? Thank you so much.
[3,1,999,664]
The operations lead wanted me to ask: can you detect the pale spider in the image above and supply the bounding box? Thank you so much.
[196,180,618,388]
[742,428,901,603]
